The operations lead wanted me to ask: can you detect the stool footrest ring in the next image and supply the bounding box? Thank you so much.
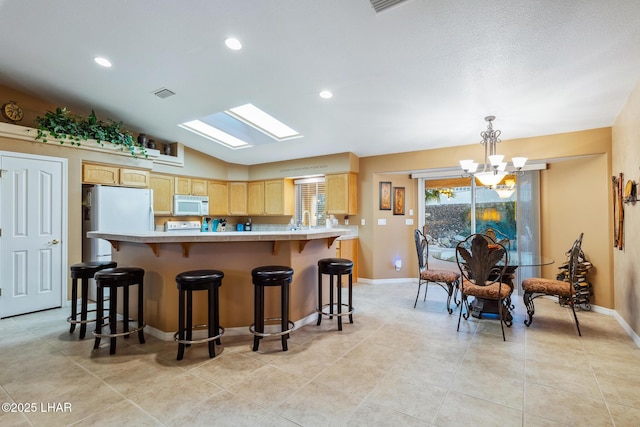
[93,321,146,339]
[67,310,105,325]
[317,303,354,317]
[250,318,295,338]
[173,325,225,345]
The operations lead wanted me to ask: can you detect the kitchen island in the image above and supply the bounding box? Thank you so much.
[87,229,350,339]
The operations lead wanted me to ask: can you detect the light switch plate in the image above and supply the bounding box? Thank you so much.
[377,218,386,225]
[361,219,366,226]
[409,209,414,216]
[405,218,414,225]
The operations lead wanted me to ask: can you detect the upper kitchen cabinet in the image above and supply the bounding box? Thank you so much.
[149,173,174,215]
[119,168,150,188]
[175,177,207,196]
[82,163,119,185]
[228,181,248,215]
[247,181,265,215]
[326,173,358,215]
[265,179,294,216]
[82,163,149,188]
[207,180,229,216]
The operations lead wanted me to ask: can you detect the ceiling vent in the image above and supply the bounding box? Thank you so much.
[369,0,411,13]
[152,88,176,99]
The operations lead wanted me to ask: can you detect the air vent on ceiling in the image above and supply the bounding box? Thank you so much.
[369,0,411,13]
[152,88,176,99]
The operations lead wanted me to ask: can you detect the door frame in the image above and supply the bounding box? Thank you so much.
[0,150,68,315]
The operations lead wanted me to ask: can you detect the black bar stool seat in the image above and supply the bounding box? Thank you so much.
[93,267,145,355]
[317,258,354,331]
[250,265,294,351]
[175,269,225,360]
[68,261,117,339]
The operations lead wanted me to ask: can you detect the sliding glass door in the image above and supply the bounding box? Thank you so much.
[420,172,540,291]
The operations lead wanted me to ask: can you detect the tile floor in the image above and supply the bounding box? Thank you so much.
[1,281,639,426]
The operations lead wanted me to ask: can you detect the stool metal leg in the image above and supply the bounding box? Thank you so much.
[137,281,145,344]
[123,284,130,338]
[94,285,103,350]
[79,278,90,339]
[316,269,323,326]
[177,289,185,360]
[329,274,334,319]
[337,274,343,331]
[213,284,221,345]
[186,289,193,347]
[253,284,263,351]
[70,277,78,334]
[281,282,290,351]
[208,287,215,358]
[348,272,354,324]
[109,286,118,355]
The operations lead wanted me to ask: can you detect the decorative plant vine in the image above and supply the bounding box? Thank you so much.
[34,108,147,158]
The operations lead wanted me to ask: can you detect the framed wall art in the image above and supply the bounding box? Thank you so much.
[379,181,391,210]
[393,186,405,215]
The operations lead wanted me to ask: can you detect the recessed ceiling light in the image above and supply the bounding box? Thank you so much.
[224,37,242,51]
[225,103,301,141]
[319,90,333,99]
[178,120,250,149]
[94,57,112,67]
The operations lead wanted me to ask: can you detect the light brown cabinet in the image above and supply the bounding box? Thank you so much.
[82,163,149,188]
[207,181,229,216]
[336,238,358,279]
[82,163,119,185]
[149,173,174,215]
[228,182,248,215]
[264,179,294,215]
[119,168,149,188]
[247,181,265,215]
[175,177,207,196]
[326,173,358,215]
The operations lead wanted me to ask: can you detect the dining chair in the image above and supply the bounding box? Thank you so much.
[522,233,584,336]
[413,229,460,313]
[455,233,511,340]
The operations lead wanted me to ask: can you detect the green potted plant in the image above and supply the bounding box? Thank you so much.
[34,108,147,157]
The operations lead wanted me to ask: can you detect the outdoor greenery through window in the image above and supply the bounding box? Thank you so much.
[424,177,517,250]
[295,177,326,227]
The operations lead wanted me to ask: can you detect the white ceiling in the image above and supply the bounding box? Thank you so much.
[1,0,639,166]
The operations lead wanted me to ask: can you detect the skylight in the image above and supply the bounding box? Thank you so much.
[225,103,301,141]
[178,120,250,149]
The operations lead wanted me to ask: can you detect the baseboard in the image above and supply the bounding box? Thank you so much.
[357,277,417,284]
[144,312,318,342]
[613,311,640,348]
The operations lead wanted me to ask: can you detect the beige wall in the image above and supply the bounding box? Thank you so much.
[612,79,640,335]
[357,127,613,309]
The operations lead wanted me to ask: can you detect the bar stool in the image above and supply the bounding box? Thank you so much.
[93,267,145,355]
[68,261,117,339]
[174,270,225,360]
[250,265,294,351]
[317,258,354,331]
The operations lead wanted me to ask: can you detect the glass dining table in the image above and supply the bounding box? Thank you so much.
[431,248,554,321]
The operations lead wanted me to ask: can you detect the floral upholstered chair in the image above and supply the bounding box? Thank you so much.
[455,233,511,340]
[522,233,584,336]
[413,229,460,313]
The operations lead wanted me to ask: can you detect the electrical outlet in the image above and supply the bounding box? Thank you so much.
[361,219,366,226]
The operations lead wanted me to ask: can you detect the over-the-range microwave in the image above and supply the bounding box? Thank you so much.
[173,195,209,216]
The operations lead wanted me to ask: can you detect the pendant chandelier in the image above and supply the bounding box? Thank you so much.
[459,116,527,187]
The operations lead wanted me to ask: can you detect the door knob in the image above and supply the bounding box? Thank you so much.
[50,239,59,245]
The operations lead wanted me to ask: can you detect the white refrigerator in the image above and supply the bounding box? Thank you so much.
[86,185,154,298]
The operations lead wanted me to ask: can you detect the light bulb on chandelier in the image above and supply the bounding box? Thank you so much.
[459,116,527,187]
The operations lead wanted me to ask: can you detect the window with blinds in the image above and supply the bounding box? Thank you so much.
[295,177,326,227]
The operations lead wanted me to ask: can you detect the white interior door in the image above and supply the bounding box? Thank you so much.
[0,152,66,318]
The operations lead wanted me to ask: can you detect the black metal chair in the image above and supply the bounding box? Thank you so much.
[455,234,511,340]
[413,229,459,313]
[522,233,584,336]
